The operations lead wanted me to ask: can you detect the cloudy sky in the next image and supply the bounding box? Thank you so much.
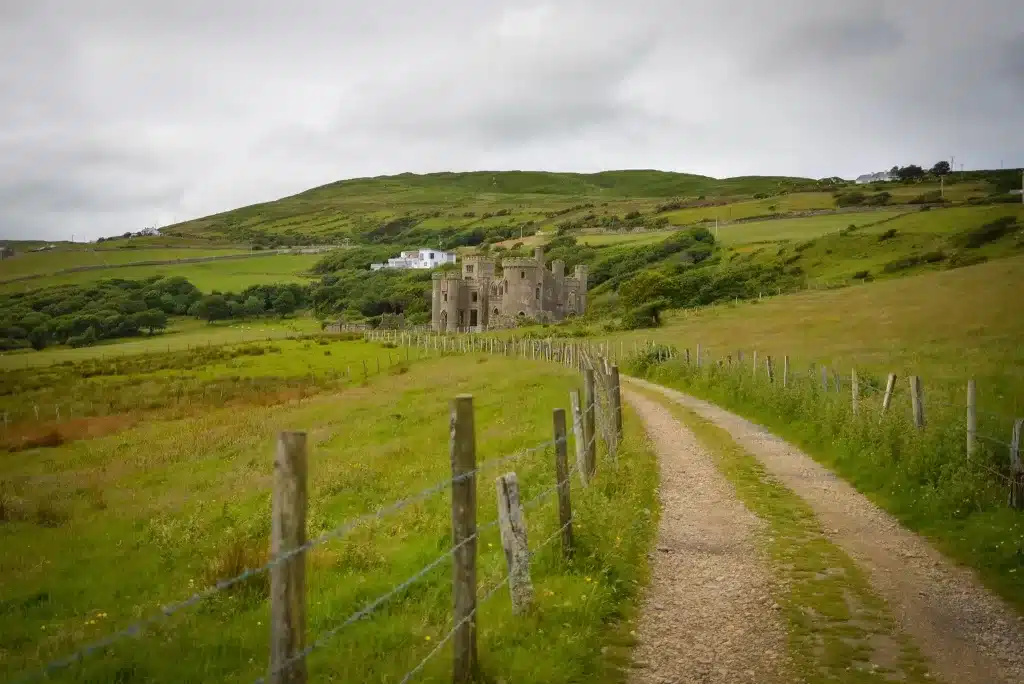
[1,0,1021,242]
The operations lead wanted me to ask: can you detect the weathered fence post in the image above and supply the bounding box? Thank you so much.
[495,473,532,614]
[765,356,774,383]
[752,350,758,378]
[967,379,977,459]
[881,373,897,416]
[570,391,588,487]
[851,369,859,417]
[783,356,790,388]
[910,376,925,428]
[685,348,691,365]
[1010,419,1024,510]
[450,395,478,682]
[362,359,368,383]
[610,365,623,442]
[552,408,574,559]
[269,431,308,684]
[583,369,597,480]
[820,366,829,391]
[696,344,701,368]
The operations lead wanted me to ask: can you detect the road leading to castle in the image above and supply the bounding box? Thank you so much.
[625,376,1024,684]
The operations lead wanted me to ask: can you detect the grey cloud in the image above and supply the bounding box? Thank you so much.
[0,0,1022,242]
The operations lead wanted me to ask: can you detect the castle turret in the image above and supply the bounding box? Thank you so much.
[432,271,464,332]
[573,264,588,315]
[502,257,543,319]
[534,246,545,264]
[462,255,496,280]
[551,259,565,279]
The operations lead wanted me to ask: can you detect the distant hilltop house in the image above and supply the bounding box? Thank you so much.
[855,171,894,185]
[431,247,587,332]
[370,248,457,271]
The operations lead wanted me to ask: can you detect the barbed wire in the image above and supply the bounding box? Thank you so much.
[397,572,512,684]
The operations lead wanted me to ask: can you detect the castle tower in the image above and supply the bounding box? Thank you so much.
[573,264,588,315]
[432,271,464,332]
[501,257,543,319]
[462,255,496,280]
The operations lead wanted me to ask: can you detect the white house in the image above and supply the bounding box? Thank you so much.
[855,171,894,185]
[370,248,457,271]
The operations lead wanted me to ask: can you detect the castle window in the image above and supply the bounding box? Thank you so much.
[520,270,525,279]
[535,286,541,300]
[471,291,478,303]
[466,264,474,273]
[443,293,448,302]
[493,308,499,316]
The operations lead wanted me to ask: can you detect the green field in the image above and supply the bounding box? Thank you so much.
[602,254,1024,414]
[715,209,909,246]
[0,348,658,683]
[0,248,252,282]
[0,253,323,294]
[0,317,322,370]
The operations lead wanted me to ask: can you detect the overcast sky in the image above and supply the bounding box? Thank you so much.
[1,0,1021,242]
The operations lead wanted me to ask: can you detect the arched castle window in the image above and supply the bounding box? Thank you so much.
[520,270,525,279]
[492,308,499,316]
[535,285,540,300]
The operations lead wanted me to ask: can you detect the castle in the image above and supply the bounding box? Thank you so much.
[431,247,587,332]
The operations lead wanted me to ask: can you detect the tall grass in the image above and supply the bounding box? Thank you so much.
[625,349,1024,612]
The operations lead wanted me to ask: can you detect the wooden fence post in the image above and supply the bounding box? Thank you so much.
[553,409,574,559]
[910,376,925,428]
[610,365,623,442]
[362,359,368,383]
[685,348,691,365]
[495,473,532,615]
[967,379,977,459]
[583,369,597,480]
[851,369,859,417]
[765,356,774,383]
[450,395,478,682]
[1010,419,1023,510]
[269,431,308,684]
[570,391,588,487]
[752,350,758,377]
[820,366,828,391]
[783,356,790,388]
[696,344,701,368]
[881,373,897,416]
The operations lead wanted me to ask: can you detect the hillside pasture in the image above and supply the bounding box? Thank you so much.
[0,317,321,370]
[0,247,252,282]
[0,253,324,294]
[714,209,909,246]
[0,350,657,683]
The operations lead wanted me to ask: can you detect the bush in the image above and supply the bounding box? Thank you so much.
[863,192,891,206]
[877,228,898,241]
[908,190,944,205]
[852,270,871,280]
[621,299,668,330]
[835,191,866,207]
[946,252,989,270]
[950,216,1018,249]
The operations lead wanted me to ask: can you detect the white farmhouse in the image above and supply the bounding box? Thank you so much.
[855,171,894,185]
[370,248,457,271]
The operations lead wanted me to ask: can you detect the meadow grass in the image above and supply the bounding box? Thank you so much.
[0,317,322,371]
[625,347,1024,616]
[662,192,838,225]
[0,351,658,683]
[0,248,252,282]
[631,385,932,682]
[577,229,681,247]
[714,209,908,246]
[0,254,323,294]
[602,254,1024,416]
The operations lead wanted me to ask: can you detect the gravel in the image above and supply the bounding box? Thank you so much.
[624,389,791,684]
[628,376,1024,684]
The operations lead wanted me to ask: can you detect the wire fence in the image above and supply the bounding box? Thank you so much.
[13,341,617,684]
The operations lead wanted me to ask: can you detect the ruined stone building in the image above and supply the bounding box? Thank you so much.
[431,247,587,332]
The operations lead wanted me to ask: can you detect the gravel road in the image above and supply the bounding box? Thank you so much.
[627,376,1024,684]
[624,389,792,684]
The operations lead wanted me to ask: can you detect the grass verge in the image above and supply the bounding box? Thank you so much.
[632,384,933,682]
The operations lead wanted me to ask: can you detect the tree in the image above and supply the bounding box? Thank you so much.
[272,290,297,317]
[896,165,925,181]
[931,161,951,176]
[619,271,673,310]
[192,294,231,323]
[242,295,265,318]
[133,309,168,335]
